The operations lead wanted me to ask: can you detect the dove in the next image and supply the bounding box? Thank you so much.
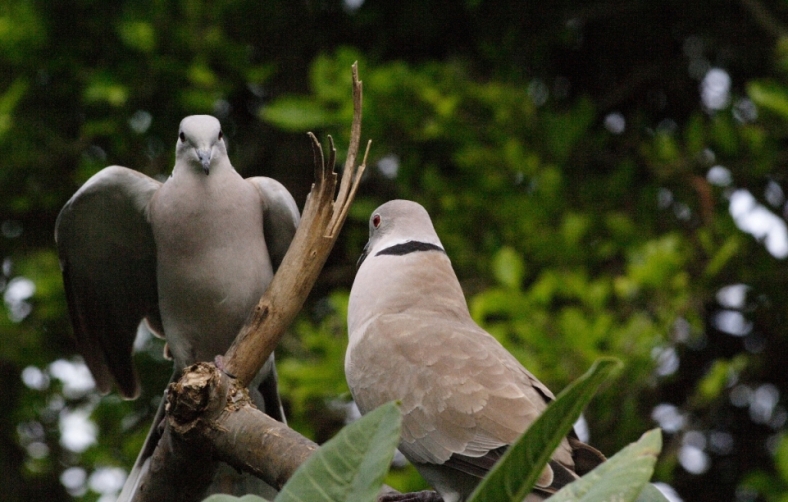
[55,115,299,498]
[346,200,604,502]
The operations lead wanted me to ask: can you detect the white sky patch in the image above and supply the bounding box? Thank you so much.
[733,98,758,123]
[528,79,549,107]
[3,276,35,322]
[765,180,785,207]
[658,187,673,209]
[343,0,364,11]
[21,365,50,390]
[672,317,691,343]
[706,165,731,187]
[346,400,361,423]
[674,202,691,221]
[49,359,96,398]
[59,407,98,453]
[377,154,400,179]
[713,310,752,336]
[134,322,153,351]
[604,112,626,134]
[1,219,23,238]
[729,189,788,259]
[89,467,126,496]
[26,441,49,459]
[652,346,680,376]
[128,110,152,134]
[716,284,749,309]
[679,444,710,474]
[679,430,710,474]
[750,384,780,424]
[730,384,752,407]
[61,466,87,496]
[651,403,685,433]
[701,68,731,110]
[573,414,590,443]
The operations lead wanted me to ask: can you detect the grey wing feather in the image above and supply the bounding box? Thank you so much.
[55,166,161,399]
[246,177,300,271]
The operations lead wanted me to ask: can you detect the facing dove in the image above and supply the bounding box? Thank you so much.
[56,115,299,499]
[346,199,605,502]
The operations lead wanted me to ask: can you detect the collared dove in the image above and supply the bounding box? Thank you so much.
[55,115,299,498]
[346,200,605,502]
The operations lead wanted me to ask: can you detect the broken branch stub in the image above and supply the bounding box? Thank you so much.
[224,62,370,388]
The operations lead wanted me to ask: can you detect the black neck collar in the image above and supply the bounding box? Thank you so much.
[375,240,445,257]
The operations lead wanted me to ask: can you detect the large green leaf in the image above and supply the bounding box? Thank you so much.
[274,401,402,502]
[635,483,671,502]
[202,495,268,502]
[491,246,526,289]
[468,357,622,502]
[549,429,664,502]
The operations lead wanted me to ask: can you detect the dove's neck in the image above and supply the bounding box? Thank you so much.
[348,245,471,338]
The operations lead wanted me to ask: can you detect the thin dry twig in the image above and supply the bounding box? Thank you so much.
[223,61,368,387]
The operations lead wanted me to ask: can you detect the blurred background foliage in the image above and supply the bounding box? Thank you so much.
[2,1,788,501]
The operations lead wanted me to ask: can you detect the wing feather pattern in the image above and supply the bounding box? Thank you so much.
[55,166,161,398]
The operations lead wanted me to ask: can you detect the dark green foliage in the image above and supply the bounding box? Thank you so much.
[2,1,787,501]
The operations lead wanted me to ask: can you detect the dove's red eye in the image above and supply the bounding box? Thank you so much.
[218,130,223,141]
[372,214,381,228]
[179,132,186,142]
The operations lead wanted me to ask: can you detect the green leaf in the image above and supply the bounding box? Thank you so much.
[274,401,402,502]
[202,495,269,502]
[83,76,128,107]
[491,246,525,289]
[704,235,742,277]
[118,21,156,52]
[549,429,663,502]
[774,434,788,483]
[0,77,28,138]
[748,80,788,119]
[468,358,623,502]
[260,96,333,131]
[693,355,748,406]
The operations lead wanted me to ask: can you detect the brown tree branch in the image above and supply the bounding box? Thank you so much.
[137,363,398,501]
[128,62,370,501]
[178,364,319,491]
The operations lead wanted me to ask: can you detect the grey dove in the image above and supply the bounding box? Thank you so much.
[55,115,299,499]
[346,200,605,502]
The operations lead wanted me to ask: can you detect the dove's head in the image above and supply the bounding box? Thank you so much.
[357,200,444,268]
[176,115,228,175]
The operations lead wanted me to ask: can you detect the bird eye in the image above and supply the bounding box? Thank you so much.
[179,132,186,142]
[372,214,381,228]
[218,130,223,141]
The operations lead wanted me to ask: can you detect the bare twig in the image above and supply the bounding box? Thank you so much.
[224,61,368,386]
